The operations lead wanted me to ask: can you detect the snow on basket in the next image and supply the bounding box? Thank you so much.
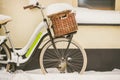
[46,3,74,16]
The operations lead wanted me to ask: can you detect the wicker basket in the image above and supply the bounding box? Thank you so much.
[48,10,78,37]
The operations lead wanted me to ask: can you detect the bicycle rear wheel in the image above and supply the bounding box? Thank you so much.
[0,43,11,69]
[40,38,87,74]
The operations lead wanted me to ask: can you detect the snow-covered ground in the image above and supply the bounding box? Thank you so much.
[0,68,120,80]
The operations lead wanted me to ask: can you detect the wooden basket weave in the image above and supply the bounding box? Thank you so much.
[48,10,78,37]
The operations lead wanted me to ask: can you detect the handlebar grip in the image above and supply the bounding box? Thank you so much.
[23,5,34,9]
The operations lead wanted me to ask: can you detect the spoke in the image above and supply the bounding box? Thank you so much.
[67,64,74,72]
[67,63,76,72]
[44,63,56,68]
[70,62,83,66]
[58,49,67,58]
[44,61,59,68]
[70,60,83,64]
[67,62,81,72]
[43,59,60,62]
[47,49,59,57]
[48,47,61,58]
[44,61,57,66]
[71,52,82,58]
[68,62,80,68]
[44,55,54,59]
[43,59,60,65]
[45,50,58,59]
[66,50,79,57]
[72,57,83,61]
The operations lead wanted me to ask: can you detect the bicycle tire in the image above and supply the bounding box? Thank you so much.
[0,43,11,69]
[40,38,87,74]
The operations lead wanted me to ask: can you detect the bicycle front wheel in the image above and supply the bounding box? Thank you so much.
[40,38,87,74]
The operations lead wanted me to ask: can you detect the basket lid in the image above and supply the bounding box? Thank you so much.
[46,3,74,16]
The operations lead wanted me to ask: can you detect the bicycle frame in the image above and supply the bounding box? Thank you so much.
[0,3,55,66]
[0,20,50,66]
[13,21,49,64]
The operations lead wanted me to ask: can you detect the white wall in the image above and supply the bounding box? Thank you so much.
[0,0,120,48]
[74,26,120,48]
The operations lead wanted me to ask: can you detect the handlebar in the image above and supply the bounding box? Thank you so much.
[23,2,46,19]
[23,2,39,9]
[23,2,45,10]
[23,4,35,9]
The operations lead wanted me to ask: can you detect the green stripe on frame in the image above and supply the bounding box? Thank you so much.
[25,32,42,57]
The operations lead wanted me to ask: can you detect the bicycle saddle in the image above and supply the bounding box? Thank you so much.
[0,14,12,25]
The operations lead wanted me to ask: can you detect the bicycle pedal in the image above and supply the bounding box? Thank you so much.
[6,62,17,73]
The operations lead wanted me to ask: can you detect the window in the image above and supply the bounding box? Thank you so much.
[78,0,115,10]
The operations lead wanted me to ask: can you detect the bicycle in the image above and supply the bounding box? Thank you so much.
[0,2,87,74]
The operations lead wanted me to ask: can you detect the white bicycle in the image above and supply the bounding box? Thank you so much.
[0,2,87,74]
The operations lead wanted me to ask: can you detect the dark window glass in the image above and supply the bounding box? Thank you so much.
[78,0,115,10]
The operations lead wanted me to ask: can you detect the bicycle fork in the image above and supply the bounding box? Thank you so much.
[58,34,73,73]
[51,34,73,73]
[45,18,74,73]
